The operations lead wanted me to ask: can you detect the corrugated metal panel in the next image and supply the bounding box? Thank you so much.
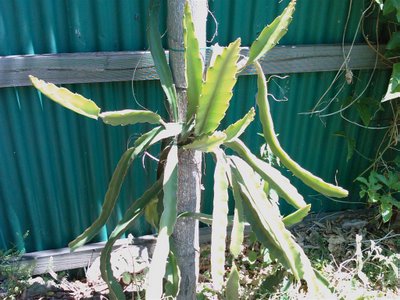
[0,0,390,251]
[0,0,369,56]
[207,0,368,45]
[0,81,165,251]
[0,0,170,55]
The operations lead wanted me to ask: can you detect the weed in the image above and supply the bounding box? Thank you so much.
[0,233,34,299]
[196,214,400,299]
[357,157,400,222]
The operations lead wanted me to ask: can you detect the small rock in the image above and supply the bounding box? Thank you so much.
[86,245,149,284]
[327,235,346,253]
[24,276,59,298]
[342,219,368,230]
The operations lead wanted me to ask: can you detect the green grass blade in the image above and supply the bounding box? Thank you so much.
[99,109,163,126]
[211,149,230,291]
[183,131,226,152]
[147,144,178,300]
[224,107,255,142]
[29,75,100,119]
[225,139,306,209]
[230,179,245,258]
[225,262,240,300]
[247,0,296,65]
[100,180,162,300]
[148,0,178,121]
[184,2,203,121]
[195,39,241,136]
[230,156,332,297]
[282,204,311,227]
[254,61,348,198]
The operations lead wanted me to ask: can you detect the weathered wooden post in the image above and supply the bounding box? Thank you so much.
[167,0,207,298]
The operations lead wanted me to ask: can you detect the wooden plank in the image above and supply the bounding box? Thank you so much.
[20,225,252,276]
[19,208,374,275]
[0,51,159,88]
[242,44,388,75]
[0,44,388,88]
[20,236,156,276]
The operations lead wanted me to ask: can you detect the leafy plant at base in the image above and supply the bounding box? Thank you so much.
[358,236,400,290]
[29,0,348,298]
[0,232,34,300]
[357,159,400,222]
[309,1,400,224]
[345,1,400,223]
[377,0,400,101]
[228,234,295,299]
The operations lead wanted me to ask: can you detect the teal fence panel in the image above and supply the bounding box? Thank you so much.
[0,0,391,251]
[0,81,166,251]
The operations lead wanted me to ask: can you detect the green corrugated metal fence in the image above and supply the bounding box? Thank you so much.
[0,0,391,252]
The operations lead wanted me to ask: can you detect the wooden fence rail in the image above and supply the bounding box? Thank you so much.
[0,44,388,88]
[20,209,373,275]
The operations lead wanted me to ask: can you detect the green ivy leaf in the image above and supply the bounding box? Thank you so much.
[368,191,382,203]
[381,202,393,223]
[390,63,400,93]
[382,79,400,102]
[369,171,382,189]
[121,272,132,285]
[248,250,258,264]
[376,173,389,186]
[387,171,400,189]
[359,188,366,199]
[390,198,400,209]
[383,0,400,22]
[356,176,369,186]
[334,131,356,161]
[354,97,382,126]
[387,32,400,50]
